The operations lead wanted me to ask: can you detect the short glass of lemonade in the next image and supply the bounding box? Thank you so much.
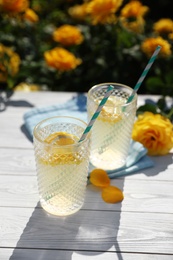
[33,116,90,216]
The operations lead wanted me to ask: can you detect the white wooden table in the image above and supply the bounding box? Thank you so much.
[0,91,173,260]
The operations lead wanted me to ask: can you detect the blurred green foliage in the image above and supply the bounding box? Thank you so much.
[0,0,173,96]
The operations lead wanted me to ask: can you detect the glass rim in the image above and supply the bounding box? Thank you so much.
[33,115,90,147]
[88,82,137,107]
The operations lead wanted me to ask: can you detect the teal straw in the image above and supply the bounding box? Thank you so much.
[127,45,161,103]
[79,85,114,142]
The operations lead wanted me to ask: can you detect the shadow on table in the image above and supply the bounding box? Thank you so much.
[9,180,125,260]
[20,93,87,144]
[21,124,33,143]
[8,154,173,260]
[6,99,34,108]
[143,153,173,177]
[0,91,34,112]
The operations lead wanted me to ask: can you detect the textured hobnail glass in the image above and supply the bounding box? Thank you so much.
[87,83,137,171]
[33,116,90,216]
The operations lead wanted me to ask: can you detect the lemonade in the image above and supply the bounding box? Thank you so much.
[33,117,90,216]
[87,83,137,171]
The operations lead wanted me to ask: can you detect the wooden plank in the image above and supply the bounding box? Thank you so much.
[0,175,38,207]
[1,248,172,260]
[3,91,162,108]
[126,153,173,181]
[87,178,173,213]
[1,92,173,260]
[0,207,173,254]
[0,92,162,148]
[4,91,75,108]
[0,147,173,182]
[1,91,75,116]
[1,92,172,152]
[0,113,33,149]
[0,148,35,175]
[0,175,173,213]
[0,92,75,149]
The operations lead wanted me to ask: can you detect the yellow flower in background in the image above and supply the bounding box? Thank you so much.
[120,16,145,33]
[86,0,123,25]
[153,18,173,35]
[14,82,41,91]
[132,112,173,156]
[1,0,29,13]
[0,44,21,82]
[141,37,172,57]
[168,33,173,40]
[119,0,149,33]
[120,0,149,18]
[23,8,39,23]
[44,47,82,72]
[68,3,88,21]
[53,25,84,46]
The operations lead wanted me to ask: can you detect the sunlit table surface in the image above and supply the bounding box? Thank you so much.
[0,91,173,260]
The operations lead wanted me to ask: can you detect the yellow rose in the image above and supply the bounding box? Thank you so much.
[44,47,82,72]
[14,82,41,91]
[53,25,84,46]
[0,43,21,82]
[132,112,173,155]
[153,18,173,35]
[119,0,149,33]
[141,36,172,57]
[120,0,149,18]
[68,4,88,21]
[1,0,29,13]
[119,16,146,33]
[23,8,39,23]
[86,0,123,25]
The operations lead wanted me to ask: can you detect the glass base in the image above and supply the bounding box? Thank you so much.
[40,198,84,216]
[89,148,126,171]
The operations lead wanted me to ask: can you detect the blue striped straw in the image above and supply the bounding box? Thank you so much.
[127,45,161,103]
[79,85,114,142]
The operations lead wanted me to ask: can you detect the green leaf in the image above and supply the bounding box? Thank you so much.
[137,104,159,115]
[145,77,164,94]
[157,97,167,111]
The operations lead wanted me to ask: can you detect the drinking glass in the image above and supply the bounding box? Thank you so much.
[87,82,137,171]
[33,116,90,216]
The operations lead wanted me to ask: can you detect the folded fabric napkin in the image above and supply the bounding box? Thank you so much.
[23,94,154,178]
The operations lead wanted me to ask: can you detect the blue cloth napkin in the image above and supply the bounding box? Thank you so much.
[23,94,154,178]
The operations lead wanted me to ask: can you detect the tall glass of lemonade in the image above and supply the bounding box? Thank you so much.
[87,83,137,171]
[33,116,90,216]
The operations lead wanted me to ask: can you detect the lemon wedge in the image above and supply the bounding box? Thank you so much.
[40,132,82,165]
[44,132,76,145]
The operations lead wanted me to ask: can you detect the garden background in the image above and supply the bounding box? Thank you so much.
[0,0,173,96]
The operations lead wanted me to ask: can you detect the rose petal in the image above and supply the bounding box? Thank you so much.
[102,186,124,203]
[89,168,110,188]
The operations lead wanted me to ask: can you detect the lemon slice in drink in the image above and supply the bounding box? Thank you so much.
[42,132,81,165]
[45,131,76,145]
